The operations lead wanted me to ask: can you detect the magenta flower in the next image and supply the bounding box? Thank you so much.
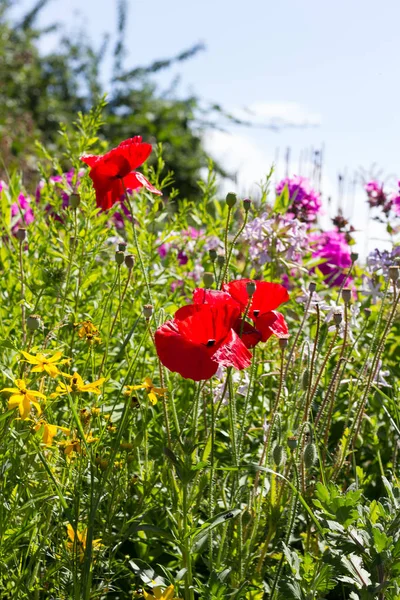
[276,176,322,223]
[311,230,352,286]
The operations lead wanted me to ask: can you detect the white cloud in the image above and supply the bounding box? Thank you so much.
[231,101,322,129]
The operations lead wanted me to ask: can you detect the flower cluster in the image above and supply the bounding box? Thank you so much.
[0,181,34,234]
[155,280,289,381]
[367,246,400,274]
[276,175,322,223]
[311,230,353,286]
[364,179,400,218]
[242,212,309,266]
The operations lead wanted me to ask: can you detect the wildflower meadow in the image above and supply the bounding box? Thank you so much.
[2,101,400,600]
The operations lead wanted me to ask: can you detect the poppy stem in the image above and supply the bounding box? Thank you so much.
[18,238,26,344]
[220,209,249,289]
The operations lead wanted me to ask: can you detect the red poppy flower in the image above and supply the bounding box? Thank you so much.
[154,302,252,381]
[223,279,289,342]
[192,288,261,349]
[81,136,162,211]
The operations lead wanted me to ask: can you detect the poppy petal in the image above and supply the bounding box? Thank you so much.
[123,172,162,195]
[234,318,262,349]
[212,329,252,370]
[255,310,289,342]
[155,320,218,381]
[193,288,240,310]
[224,279,290,314]
[80,154,101,168]
[175,303,239,346]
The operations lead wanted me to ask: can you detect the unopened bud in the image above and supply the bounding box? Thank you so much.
[302,370,309,391]
[287,436,298,450]
[27,314,41,331]
[217,255,225,267]
[389,266,399,282]
[15,228,27,242]
[209,249,217,262]
[303,443,317,469]
[308,282,316,293]
[333,310,343,326]
[143,304,153,319]
[124,254,135,270]
[342,288,351,304]
[203,272,214,289]
[118,241,128,252]
[225,192,237,208]
[115,250,125,265]
[272,444,286,466]
[246,281,256,297]
[69,193,81,209]
[279,335,290,350]
[243,197,251,211]
[350,252,358,263]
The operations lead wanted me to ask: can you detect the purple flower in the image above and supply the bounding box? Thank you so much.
[276,175,322,223]
[311,230,352,286]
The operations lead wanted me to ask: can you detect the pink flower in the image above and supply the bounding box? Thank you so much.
[311,230,352,286]
[276,176,322,223]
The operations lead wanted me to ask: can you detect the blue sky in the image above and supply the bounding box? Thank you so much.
[12,0,400,253]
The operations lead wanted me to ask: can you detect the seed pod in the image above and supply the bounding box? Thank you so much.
[143,304,153,319]
[287,436,298,450]
[225,192,237,208]
[217,255,225,267]
[303,442,317,468]
[389,266,399,282]
[203,272,214,289]
[124,254,135,270]
[209,249,217,262]
[246,281,256,297]
[115,250,125,265]
[302,369,310,391]
[15,228,27,242]
[27,314,41,331]
[308,282,316,293]
[279,336,289,350]
[243,197,251,211]
[118,241,128,252]
[333,310,343,326]
[272,444,286,466]
[69,193,81,209]
[342,288,351,304]
[350,252,358,263]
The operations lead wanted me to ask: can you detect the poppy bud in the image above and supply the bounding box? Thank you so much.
[203,272,214,289]
[350,252,358,263]
[287,436,298,450]
[225,192,237,208]
[27,314,41,331]
[69,193,81,209]
[118,241,128,252]
[217,255,225,267]
[303,442,317,468]
[279,335,290,350]
[333,310,343,326]
[389,266,399,282]
[143,304,153,319]
[246,281,256,297]
[308,282,316,293]
[209,249,217,262]
[243,197,251,211]
[15,228,27,242]
[342,288,351,304]
[115,250,125,265]
[272,444,286,466]
[302,370,309,391]
[124,254,135,270]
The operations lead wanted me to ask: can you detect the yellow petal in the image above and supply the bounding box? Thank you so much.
[27,390,46,399]
[47,352,63,363]
[44,364,60,378]
[67,524,76,542]
[148,392,158,405]
[20,351,40,364]
[8,394,24,409]
[30,400,42,416]
[31,365,44,373]
[163,585,177,600]
[143,591,153,600]
[20,396,31,419]
[131,384,144,390]
[15,379,27,390]
[1,387,20,394]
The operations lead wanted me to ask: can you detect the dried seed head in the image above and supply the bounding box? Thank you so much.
[225,192,237,208]
[303,442,317,469]
[143,304,153,319]
[333,310,343,326]
[287,436,298,450]
[243,197,251,211]
[350,252,358,263]
[15,228,27,242]
[27,314,41,331]
[308,282,316,293]
[69,193,81,209]
[279,335,290,350]
[342,288,351,304]
[115,250,125,265]
[246,281,256,297]
[124,254,135,270]
[389,265,399,282]
[203,272,215,289]
[209,249,217,262]
[118,241,128,252]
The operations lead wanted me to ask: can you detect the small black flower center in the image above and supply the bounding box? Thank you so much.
[253,310,260,317]
[206,339,216,347]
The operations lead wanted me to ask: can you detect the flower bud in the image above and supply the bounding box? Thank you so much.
[203,272,214,289]
[124,254,135,270]
[333,310,343,326]
[27,314,41,331]
[389,266,399,282]
[115,250,125,265]
[209,249,217,262]
[217,255,225,267]
[69,193,81,209]
[302,370,309,391]
[342,288,351,304]
[308,282,316,293]
[118,241,128,252]
[143,304,153,319]
[15,228,27,242]
[287,436,298,450]
[272,444,286,466]
[225,192,237,208]
[350,252,358,263]
[243,197,251,211]
[303,442,317,469]
[279,335,290,350]
[246,281,256,297]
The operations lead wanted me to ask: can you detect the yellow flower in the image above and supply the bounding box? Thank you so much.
[66,523,102,562]
[1,379,45,420]
[127,377,166,406]
[75,320,102,345]
[34,420,70,446]
[59,431,98,455]
[52,372,105,397]
[21,350,64,378]
[143,584,181,600]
